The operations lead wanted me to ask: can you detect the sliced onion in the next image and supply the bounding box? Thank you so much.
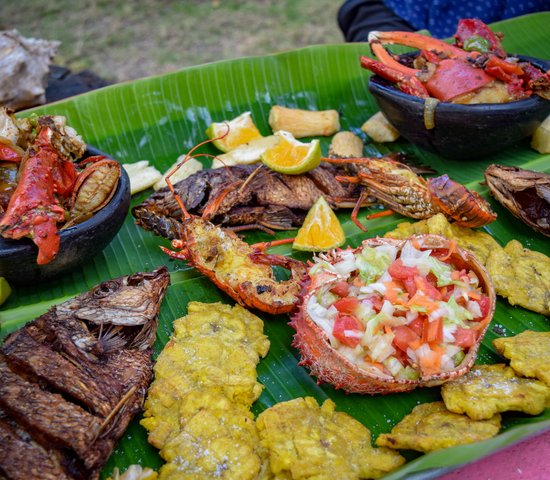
[423,97,439,130]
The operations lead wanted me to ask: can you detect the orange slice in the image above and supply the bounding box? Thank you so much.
[260,131,321,175]
[293,196,345,252]
[206,111,263,152]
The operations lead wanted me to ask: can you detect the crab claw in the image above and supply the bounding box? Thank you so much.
[360,55,429,98]
[368,30,468,60]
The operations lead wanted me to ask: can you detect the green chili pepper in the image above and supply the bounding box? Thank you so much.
[463,35,491,53]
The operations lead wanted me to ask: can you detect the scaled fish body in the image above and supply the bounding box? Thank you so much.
[0,267,170,480]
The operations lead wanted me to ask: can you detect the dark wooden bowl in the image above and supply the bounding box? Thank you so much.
[368,55,550,160]
[0,147,130,284]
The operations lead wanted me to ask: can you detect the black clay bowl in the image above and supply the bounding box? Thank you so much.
[0,146,130,284]
[368,55,550,160]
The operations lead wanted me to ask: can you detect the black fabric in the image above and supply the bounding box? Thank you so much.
[45,66,110,103]
[337,0,415,42]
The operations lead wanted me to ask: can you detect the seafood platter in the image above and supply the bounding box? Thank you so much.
[0,14,549,480]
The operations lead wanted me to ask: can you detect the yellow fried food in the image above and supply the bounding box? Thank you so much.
[375,401,501,453]
[485,240,550,315]
[173,302,270,361]
[385,213,499,264]
[441,364,550,420]
[257,397,405,479]
[141,302,269,449]
[158,390,268,480]
[385,214,550,314]
[493,331,550,385]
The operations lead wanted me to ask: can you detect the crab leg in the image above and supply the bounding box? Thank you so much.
[360,55,429,98]
[368,31,468,59]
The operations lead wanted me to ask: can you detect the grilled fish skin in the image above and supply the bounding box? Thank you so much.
[0,267,170,480]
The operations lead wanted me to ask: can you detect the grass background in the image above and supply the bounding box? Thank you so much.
[3,0,345,83]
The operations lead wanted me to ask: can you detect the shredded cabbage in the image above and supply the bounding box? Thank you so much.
[400,240,432,274]
[445,296,473,326]
[355,246,393,283]
[427,256,453,286]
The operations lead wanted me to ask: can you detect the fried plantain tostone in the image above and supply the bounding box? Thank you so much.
[141,302,269,449]
[257,397,405,479]
[375,401,501,453]
[441,364,550,420]
[493,330,550,386]
[158,389,269,480]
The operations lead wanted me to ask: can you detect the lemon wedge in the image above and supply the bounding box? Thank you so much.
[0,277,11,306]
[293,196,345,252]
[206,111,262,152]
[260,131,321,175]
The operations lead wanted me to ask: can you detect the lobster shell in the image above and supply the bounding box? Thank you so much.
[290,235,495,395]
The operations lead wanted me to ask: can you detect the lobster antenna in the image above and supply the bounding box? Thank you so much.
[238,164,263,196]
[165,122,231,220]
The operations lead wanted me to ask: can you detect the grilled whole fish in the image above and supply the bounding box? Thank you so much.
[484,164,550,237]
[0,267,170,480]
[132,163,372,239]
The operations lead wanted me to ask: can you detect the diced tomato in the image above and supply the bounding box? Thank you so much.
[365,294,383,312]
[388,258,419,280]
[333,296,359,314]
[330,281,350,298]
[476,295,491,320]
[408,316,425,337]
[402,277,417,297]
[332,314,365,348]
[414,275,442,301]
[393,347,409,366]
[392,325,420,352]
[453,327,477,348]
[426,272,438,287]
[423,318,443,344]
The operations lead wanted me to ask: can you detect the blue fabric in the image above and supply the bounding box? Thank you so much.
[382,0,550,37]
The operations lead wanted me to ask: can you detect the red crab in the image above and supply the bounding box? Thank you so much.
[360,18,550,104]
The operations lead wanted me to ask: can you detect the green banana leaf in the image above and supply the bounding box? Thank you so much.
[1,11,550,479]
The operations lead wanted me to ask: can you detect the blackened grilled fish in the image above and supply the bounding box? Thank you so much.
[0,267,170,480]
[132,163,372,239]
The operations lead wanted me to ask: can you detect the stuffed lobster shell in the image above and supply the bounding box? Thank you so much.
[291,235,495,395]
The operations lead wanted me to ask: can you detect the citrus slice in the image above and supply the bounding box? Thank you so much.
[260,130,321,175]
[211,135,279,168]
[206,111,262,152]
[293,196,345,252]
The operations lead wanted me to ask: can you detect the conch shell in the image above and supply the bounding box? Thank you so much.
[484,164,550,237]
[0,30,59,110]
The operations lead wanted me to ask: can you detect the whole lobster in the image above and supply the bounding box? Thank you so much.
[325,155,497,229]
